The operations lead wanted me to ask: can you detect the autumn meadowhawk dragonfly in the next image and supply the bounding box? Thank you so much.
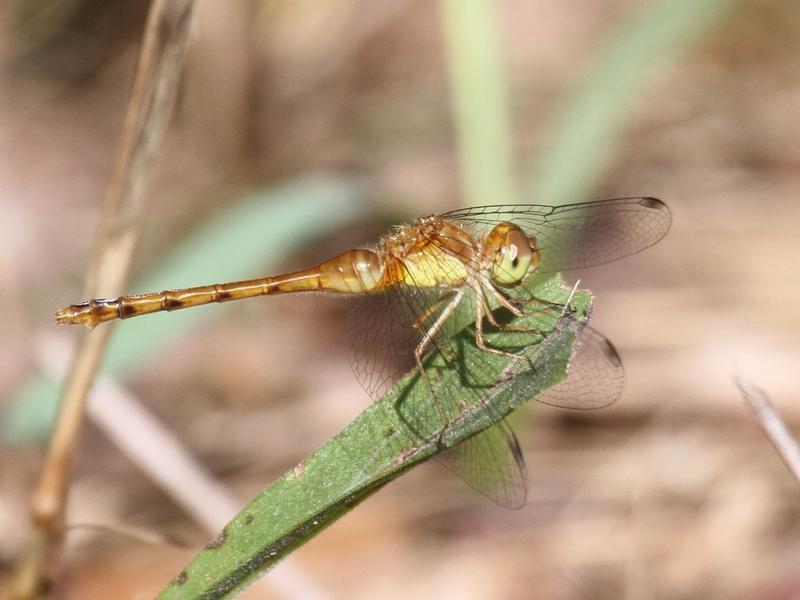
[56,197,671,508]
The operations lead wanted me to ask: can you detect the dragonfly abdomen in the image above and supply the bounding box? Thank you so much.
[317,248,386,293]
[55,280,280,328]
[55,248,386,328]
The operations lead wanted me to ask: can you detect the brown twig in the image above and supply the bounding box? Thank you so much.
[34,332,328,599]
[736,375,800,487]
[12,2,195,597]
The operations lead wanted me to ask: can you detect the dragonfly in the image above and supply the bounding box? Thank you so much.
[56,197,671,508]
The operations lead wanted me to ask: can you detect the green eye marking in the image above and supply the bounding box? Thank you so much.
[493,238,532,285]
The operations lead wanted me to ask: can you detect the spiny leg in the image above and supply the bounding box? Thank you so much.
[507,278,582,329]
[484,281,524,317]
[486,275,577,318]
[485,280,555,326]
[413,288,465,440]
[480,286,504,329]
[481,279,552,336]
[479,286,533,332]
[472,284,548,388]
[481,278,583,350]
[472,283,525,362]
[412,291,456,332]
[482,280,583,373]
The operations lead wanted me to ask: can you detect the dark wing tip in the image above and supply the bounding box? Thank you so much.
[638,196,666,211]
[638,197,671,224]
[598,332,623,369]
[638,196,672,246]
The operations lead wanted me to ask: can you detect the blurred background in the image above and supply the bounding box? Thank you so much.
[2,0,800,598]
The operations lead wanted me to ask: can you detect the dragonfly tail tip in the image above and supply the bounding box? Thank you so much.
[54,306,95,328]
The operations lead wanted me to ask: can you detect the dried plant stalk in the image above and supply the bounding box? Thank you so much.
[736,375,800,487]
[12,2,195,597]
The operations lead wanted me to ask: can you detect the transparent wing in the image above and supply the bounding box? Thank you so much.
[346,253,530,507]
[440,197,671,273]
[346,206,633,507]
[347,283,454,402]
[438,419,527,509]
[348,291,621,507]
[347,289,422,402]
[389,279,532,507]
[534,325,624,410]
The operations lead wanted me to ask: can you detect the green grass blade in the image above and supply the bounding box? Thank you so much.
[4,175,367,441]
[157,274,590,599]
[532,0,736,205]
[441,0,516,206]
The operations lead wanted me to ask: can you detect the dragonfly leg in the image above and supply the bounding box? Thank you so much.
[412,291,456,331]
[480,287,503,328]
[486,280,565,320]
[478,288,544,336]
[473,285,526,362]
[484,283,524,317]
[491,275,574,315]
[494,280,581,334]
[414,288,465,439]
[481,278,575,336]
[514,289,567,312]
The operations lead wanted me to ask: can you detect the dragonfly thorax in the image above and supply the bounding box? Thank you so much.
[381,216,478,289]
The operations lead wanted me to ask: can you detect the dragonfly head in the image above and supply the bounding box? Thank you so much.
[485,222,541,287]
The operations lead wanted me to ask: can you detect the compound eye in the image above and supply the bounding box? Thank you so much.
[492,228,533,286]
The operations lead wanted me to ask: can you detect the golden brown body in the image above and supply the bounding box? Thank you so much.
[56,198,670,331]
[53,198,671,508]
[55,216,489,328]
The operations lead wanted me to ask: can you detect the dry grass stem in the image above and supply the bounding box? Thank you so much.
[12,2,195,597]
[34,332,329,600]
[736,375,800,487]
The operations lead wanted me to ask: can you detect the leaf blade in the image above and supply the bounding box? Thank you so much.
[157,274,591,599]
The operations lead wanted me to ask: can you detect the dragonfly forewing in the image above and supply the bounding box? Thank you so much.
[442,197,671,274]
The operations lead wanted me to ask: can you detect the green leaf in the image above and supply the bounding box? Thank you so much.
[157,274,590,599]
[441,0,516,206]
